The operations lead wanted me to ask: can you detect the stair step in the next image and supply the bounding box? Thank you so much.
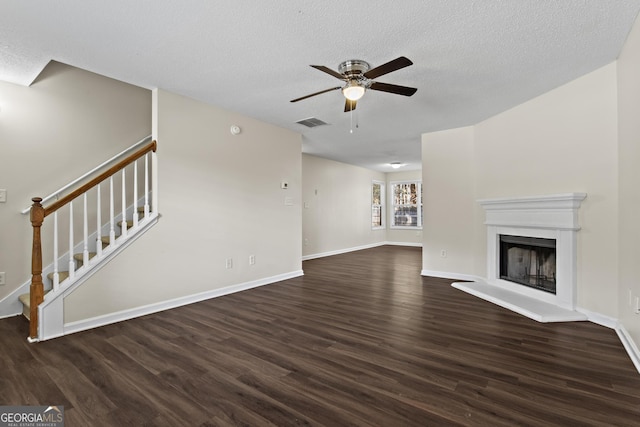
[100,235,121,246]
[46,270,70,283]
[119,210,147,229]
[42,252,95,286]
[73,252,97,267]
[19,290,51,320]
[119,220,133,229]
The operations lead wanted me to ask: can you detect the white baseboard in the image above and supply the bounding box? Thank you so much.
[384,241,422,247]
[617,325,640,374]
[62,270,304,338]
[576,307,618,329]
[302,243,386,261]
[421,269,479,282]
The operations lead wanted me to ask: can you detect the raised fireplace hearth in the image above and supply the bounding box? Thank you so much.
[453,193,587,322]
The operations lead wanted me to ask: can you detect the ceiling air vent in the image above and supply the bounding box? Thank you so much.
[296,117,329,128]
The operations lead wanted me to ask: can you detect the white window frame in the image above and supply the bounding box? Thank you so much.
[372,180,385,229]
[389,180,423,229]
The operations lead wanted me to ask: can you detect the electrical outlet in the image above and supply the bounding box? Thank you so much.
[635,296,640,314]
[225,258,233,269]
[304,238,309,246]
[0,272,5,285]
[0,189,6,203]
[440,249,447,258]
[249,255,255,265]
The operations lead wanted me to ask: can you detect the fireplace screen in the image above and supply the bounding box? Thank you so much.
[499,235,557,294]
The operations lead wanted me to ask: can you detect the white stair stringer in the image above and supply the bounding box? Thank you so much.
[33,211,159,342]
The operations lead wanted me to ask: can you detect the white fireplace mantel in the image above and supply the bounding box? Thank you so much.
[478,193,587,230]
[453,193,588,322]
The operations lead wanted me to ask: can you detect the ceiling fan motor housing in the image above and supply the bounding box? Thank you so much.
[339,60,371,86]
[338,60,370,76]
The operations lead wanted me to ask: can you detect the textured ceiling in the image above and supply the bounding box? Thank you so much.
[2,1,640,171]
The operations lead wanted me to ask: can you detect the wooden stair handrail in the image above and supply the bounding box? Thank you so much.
[28,140,156,340]
[43,140,156,217]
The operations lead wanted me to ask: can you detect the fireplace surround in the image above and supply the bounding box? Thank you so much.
[453,193,587,322]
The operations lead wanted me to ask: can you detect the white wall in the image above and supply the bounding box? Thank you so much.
[617,11,640,352]
[422,126,477,278]
[422,63,620,317]
[302,154,386,258]
[0,61,151,302]
[64,89,302,322]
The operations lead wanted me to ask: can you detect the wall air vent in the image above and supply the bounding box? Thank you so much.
[296,117,329,128]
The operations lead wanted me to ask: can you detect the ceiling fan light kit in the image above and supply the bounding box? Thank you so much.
[342,81,365,101]
[291,56,417,112]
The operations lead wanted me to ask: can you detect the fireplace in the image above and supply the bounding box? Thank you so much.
[475,193,586,314]
[499,235,556,294]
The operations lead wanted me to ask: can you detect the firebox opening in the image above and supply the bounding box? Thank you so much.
[499,235,557,294]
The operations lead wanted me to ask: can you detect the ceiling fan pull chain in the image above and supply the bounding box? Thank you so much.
[350,108,353,134]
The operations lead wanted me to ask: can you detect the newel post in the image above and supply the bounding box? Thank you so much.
[29,197,45,340]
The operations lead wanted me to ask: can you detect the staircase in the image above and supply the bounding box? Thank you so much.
[20,137,158,342]
[19,208,144,320]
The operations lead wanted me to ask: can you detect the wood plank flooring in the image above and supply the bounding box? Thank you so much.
[1,246,640,426]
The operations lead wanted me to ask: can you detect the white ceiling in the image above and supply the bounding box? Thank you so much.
[2,1,640,171]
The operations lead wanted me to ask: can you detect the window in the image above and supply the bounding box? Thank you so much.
[372,180,385,229]
[390,181,422,228]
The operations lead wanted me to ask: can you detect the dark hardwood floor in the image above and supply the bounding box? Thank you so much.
[1,246,640,426]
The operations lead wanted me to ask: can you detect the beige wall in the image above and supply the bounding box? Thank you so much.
[617,11,640,349]
[422,126,477,277]
[422,63,620,317]
[0,61,151,301]
[302,154,386,257]
[65,89,302,321]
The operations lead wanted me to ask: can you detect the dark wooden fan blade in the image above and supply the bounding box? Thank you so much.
[344,99,357,112]
[290,86,341,103]
[364,56,413,79]
[310,65,346,80]
[369,81,417,96]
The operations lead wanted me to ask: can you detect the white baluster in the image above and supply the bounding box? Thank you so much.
[68,202,75,279]
[121,168,127,238]
[83,193,89,267]
[52,211,59,291]
[152,149,158,214]
[96,184,102,257]
[109,176,115,247]
[133,160,139,228]
[144,153,150,218]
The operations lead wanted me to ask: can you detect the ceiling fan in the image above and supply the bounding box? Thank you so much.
[290,56,418,112]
